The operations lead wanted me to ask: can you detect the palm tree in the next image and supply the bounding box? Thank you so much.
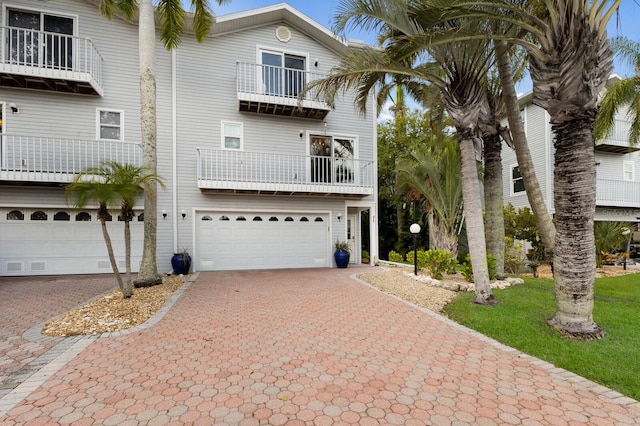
[316,10,497,304]
[66,164,127,297]
[443,0,620,337]
[397,139,463,258]
[97,0,229,287]
[108,163,165,291]
[594,37,640,145]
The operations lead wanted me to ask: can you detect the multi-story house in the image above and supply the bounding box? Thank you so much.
[0,1,378,276]
[502,76,639,237]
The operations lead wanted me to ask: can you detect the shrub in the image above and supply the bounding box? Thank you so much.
[504,237,526,275]
[388,250,404,263]
[460,253,497,282]
[423,249,457,279]
[362,250,370,260]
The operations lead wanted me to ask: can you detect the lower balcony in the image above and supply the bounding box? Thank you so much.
[197,149,375,197]
[597,178,640,208]
[0,135,142,184]
[595,119,639,154]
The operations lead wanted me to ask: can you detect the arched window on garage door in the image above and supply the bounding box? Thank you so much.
[31,211,47,221]
[7,210,24,220]
[76,212,92,221]
[54,211,70,221]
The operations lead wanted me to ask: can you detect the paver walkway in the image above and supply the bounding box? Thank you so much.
[1,268,640,425]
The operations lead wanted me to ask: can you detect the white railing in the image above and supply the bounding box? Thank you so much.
[237,62,327,105]
[597,178,640,207]
[197,149,375,195]
[0,135,142,182]
[0,26,103,89]
[597,119,633,148]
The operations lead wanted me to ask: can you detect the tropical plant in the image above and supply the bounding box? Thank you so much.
[97,0,229,287]
[460,253,497,283]
[388,250,404,263]
[594,221,631,268]
[422,249,457,280]
[334,240,350,252]
[317,3,497,305]
[397,138,462,258]
[594,36,640,145]
[66,162,163,297]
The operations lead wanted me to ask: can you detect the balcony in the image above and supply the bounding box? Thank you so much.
[0,135,142,184]
[236,62,330,120]
[595,119,639,154]
[597,178,640,208]
[0,26,103,96]
[197,149,375,197]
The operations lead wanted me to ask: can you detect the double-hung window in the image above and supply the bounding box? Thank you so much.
[624,161,635,182]
[260,49,306,98]
[97,110,123,141]
[222,121,243,150]
[6,8,75,69]
[511,165,525,195]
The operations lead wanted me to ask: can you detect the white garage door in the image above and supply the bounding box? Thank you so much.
[0,208,143,276]
[196,212,330,270]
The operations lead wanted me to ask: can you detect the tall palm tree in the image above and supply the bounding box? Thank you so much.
[442,0,620,337]
[316,9,497,304]
[397,139,463,258]
[594,37,640,145]
[97,0,229,287]
[108,163,165,291]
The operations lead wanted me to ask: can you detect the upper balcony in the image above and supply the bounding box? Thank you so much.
[595,119,639,154]
[597,178,640,208]
[0,26,103,96]
[0,135,142,184]
[236,62,330,120]
[197,149,375,197]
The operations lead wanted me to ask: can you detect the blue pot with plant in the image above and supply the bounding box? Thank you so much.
[334,240,350,268]
[171,249,191,275]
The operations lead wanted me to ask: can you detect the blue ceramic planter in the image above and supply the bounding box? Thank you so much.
[334,249,350,268]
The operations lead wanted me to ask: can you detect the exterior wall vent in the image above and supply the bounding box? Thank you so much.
[98,260,111,269]
[6,261,23,272]
[276,26,291,43]
[30,261,46,272]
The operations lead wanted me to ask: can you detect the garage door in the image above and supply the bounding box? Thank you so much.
[196,212,330,270]
[0,208,143,276]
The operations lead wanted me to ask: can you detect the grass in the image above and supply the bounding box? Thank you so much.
[443,273,640,401]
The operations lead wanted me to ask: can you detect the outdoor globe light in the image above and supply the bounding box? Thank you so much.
[410,223,421,275]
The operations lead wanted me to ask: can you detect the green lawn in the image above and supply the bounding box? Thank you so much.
[443,273,640,401]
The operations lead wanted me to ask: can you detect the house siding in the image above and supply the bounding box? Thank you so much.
[0,0,377,275]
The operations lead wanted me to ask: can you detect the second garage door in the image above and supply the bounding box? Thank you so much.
[196,212,330,270]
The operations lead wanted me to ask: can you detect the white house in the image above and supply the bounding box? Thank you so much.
[0,1,378,276]
[502,76,640,229]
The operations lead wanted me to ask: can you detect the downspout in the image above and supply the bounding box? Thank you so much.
[172,48,178,253]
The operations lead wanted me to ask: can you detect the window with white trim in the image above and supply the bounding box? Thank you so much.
[260,48,306,98]
[624,161,634,181]
[222,121,243,150]
[511,165,525,194]
[97,109,123,141]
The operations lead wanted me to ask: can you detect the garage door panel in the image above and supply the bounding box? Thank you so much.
[196,211,329,271]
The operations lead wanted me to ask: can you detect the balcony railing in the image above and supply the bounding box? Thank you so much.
[0,135,142,183]
[595,119,639,153]
[0,26,103,96]
[236,62,330,120]
[597,178,640,208]
[197,149,375,196]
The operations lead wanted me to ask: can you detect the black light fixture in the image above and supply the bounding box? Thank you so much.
[162,210,167,220]
[337,213,342,222]
[181,210,186,220]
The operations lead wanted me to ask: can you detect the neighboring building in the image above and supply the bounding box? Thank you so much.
[0,1,378,276]
[502,76,640,230]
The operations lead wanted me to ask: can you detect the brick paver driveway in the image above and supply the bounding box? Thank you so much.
[1,268,639,425]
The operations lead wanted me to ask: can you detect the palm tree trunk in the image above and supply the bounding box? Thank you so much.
[123,220,133,298]
[546,112,604,338]
[495,42,556,254]
[483,133,505,279]
[459,134,496,305]
[427,211,458,259]
[100,219,124,294]
[135,0,162,286]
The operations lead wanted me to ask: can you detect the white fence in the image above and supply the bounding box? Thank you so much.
[236,62,326,103]
[597,178,640,208]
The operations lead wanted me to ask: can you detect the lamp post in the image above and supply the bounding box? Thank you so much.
[410,223,421,276]
[622,227,632,270]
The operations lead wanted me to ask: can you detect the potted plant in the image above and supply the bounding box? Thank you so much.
[334,240,351,268]
[171,249,191,275]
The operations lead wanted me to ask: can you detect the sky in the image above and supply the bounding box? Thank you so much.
[194,0,640,115]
